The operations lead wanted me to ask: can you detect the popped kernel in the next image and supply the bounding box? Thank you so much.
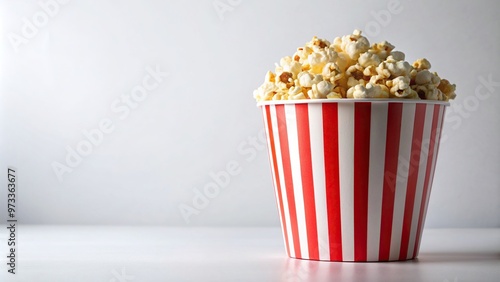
[438,79,457,100]
[389,76,414,98]
[309,80,334,99]
[370,41,395,60]
[327,92,343,99]
[347,83,389,98]
[413,58,432,70]
[322,62,343,84]
[289,86,306,100]
[338,30,370,60]
[388,51,405,61]
[358,52,381,68]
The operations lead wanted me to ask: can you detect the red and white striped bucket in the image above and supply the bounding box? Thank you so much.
[260,99,448,261]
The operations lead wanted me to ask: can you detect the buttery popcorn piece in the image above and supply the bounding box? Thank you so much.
[309,81,334,99]
[413,58,431,70]
[333,30,370,61]
[438,79,457,100]
[347,83,389,98]
[288,86,306,100]
[389,76,414,98]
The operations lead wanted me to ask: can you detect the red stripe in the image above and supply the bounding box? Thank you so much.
[353,102,371,261]
[412,104,441,257]
[435,106,446,160]
[399,104,427,260]
[379,103,403,261]
[322,103,342,261]
[275,105,302,258]
[264,105,290,256]
[295,104,319,260]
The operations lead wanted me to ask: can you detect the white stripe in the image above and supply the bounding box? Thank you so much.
[285,104,309,259]
[270,105,295,257]
[406,104,434,259]
[262,106,288,255]
[366,103,388,261]
[338,103,355,261]
[308,104,329,260]
[414,105,445,256]
[389,103,416,260]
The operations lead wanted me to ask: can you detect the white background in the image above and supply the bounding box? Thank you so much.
[0,0,499,228]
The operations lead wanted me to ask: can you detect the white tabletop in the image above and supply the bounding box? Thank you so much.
[1,226,499,282]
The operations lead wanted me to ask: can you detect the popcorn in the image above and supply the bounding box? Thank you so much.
[347,83,389,98]
[288,86,306,100]
[346,64,368,88]
[385,58,412,78]
[308,50,333,74]
[306,36,331,50]
[264,71,275,83]
[388,51,405,61]
[409,67,456,101]
[278,71,294,84]
[297,71,323,87]
[253,81,277,102]
[322,62,343,84]
[438,79,457,100]
[297,71,314,87]
[370,41,395,60]
[413,58,431,70]
[415,70,440,85]
[278,56,302,77]
[293,46,313,63]
[358,52,381,68]
[363,65,378,77]
[327,92,343,99]
[388,76,414,98]
[333,29,370,60]
[254,30,457,101]
[309,81,334,99]
[275,71,293,90]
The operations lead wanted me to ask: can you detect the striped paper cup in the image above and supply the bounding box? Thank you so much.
[259,99,448,262]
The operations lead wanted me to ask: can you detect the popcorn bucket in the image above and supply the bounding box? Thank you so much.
[259,99,448,261]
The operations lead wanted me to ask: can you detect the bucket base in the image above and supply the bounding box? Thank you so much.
[287,255,418,262]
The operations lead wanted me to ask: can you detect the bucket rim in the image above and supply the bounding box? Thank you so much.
[257,98,450,107]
